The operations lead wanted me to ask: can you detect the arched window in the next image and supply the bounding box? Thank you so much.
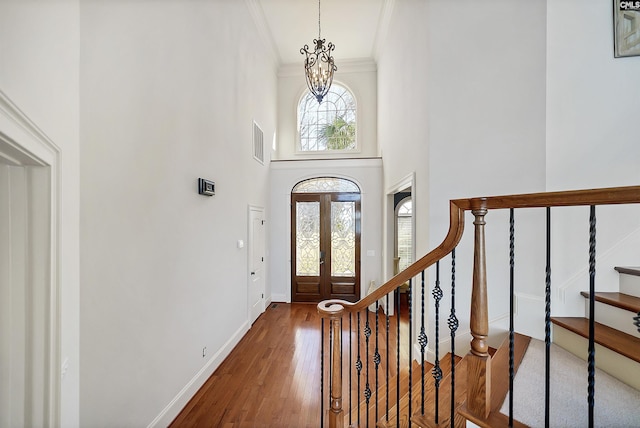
[297,83,356,152]
[396,198,413,272]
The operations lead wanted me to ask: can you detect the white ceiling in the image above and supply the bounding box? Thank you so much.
[251,0,391,65]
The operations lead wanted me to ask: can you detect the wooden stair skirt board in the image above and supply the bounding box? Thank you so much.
[457,333,531,428]
[615,266,640,299]
[551,317,640,390]
[580,291,640,337]
[377,333,531,428]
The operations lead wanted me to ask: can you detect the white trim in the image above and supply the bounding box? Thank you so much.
[244,0,280,67]
[270,157,382,171]
[373,0,396,61]
[0,90,61,427]
[278,58,377,77]
[556,225,640,303]
[147,320,251,428]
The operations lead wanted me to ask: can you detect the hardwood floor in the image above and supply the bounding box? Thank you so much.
[170,300,413,427]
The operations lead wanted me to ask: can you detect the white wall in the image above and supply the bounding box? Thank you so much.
[378,0,547,350]
[269,159,383,302]
[275,60,378,160]
[79,1,276,426]
[0,1,80,426]
[546,0,640,317]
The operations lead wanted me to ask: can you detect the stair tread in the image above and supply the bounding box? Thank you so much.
[551,316,640,363]
[615,266,640,277]
[580,291,640,313]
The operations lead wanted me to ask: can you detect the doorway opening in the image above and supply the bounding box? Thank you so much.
[0,94,61,427]
[291,177,361,303]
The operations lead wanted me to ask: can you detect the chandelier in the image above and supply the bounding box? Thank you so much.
[300,0,337,103]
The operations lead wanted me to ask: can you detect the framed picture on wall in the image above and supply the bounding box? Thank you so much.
[614,0,640,57]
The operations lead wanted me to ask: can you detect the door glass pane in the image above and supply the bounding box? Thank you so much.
[292,177,359,193]
[296,201,320,276]
[331,201,355,277]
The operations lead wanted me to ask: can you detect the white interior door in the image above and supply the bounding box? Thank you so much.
[248,206,265,324]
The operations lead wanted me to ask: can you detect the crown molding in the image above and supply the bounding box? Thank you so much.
[278,58,377,78]
[244,0,281,68]
[373,0,396,61]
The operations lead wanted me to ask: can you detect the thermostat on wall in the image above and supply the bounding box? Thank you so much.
[198,178,215,196]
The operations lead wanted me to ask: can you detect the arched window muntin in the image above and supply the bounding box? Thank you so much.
[296,82,357,153]
[292,177,361,194]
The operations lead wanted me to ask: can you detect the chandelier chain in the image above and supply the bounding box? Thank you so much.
[318,0,321,40]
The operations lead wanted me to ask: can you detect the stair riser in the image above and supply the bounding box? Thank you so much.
[619,273,640,299]
[584,300,640,338]
[553,325,640,390]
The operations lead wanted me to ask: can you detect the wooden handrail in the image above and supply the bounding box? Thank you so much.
[318,185,640,318]
[453,185,640,210]
[317,185,640,427]
[318,200,466,317]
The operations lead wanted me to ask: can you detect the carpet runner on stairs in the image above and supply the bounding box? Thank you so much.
[499,338,640,427]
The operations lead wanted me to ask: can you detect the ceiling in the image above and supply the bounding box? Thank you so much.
[251,0,391,65]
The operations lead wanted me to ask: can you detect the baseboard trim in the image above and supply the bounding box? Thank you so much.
[146,320,251,428]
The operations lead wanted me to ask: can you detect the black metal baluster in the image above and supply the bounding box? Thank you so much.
[419,270,428,416]
[509,208,515,427]
[408,277,413,423]
[432,261,443,424]
[375,301,381,423]
[634,312,640,333]
[365,309,372,427]
[448,248,459,426]
[545,207,551,428]
[321,318,325,427]
[386,293,390,423]
[396,288,401,428]
[349,313,353,427]
[588,206,596,428]
[357,312,362,426]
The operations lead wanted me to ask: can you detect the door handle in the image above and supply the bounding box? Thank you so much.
[319,251,325,265]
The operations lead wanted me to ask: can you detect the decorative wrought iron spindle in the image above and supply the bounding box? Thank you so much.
[386,293,390,422]
[432,261,443,424]
[545,207,551,428]
[634,312,640,333]
[509,208,515,427]
[419,270,428,415]
[375,301,381,422]
[588,206,596,428]
[365,309,372,426]
[321,318,325,427]
[448,248,459,425]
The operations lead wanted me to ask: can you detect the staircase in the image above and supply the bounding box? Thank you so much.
[552,266,640,390]
[318,186,640,428]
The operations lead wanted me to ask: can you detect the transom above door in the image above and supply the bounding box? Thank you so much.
[291,177,361,303]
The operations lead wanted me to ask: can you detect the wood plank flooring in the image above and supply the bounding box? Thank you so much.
[170,301,414,427]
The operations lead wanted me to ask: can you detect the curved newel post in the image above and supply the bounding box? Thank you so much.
[318,301,347,428]
[466,207,491,419]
